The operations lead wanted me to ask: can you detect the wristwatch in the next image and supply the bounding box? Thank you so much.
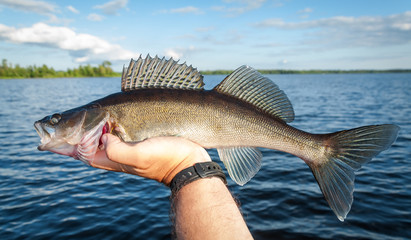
[170,162,227,194]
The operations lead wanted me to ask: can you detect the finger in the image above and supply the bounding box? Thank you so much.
[90,149,124,172]
[92,149,139,175]
[102,134,142,165]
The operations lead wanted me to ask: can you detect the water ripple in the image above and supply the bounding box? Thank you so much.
[0,74,410,239]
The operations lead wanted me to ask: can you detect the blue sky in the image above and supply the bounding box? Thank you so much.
[0,0,410,71]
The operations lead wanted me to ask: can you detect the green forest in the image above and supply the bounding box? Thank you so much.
[200,69,411,75]
[0,59,120,79]
[1,59,410,79]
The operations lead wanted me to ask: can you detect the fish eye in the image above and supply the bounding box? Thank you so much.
[50,114,61,125]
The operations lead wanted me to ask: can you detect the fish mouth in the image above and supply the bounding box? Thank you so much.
[34,112,116,164]
[34,121,51,151]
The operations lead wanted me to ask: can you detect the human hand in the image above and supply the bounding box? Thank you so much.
[91,134,212,185]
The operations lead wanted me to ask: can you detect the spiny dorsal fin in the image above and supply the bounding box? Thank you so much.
[213,65,295,123]
[121,55,204,91]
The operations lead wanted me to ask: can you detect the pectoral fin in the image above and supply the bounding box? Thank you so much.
[217,147,262,186]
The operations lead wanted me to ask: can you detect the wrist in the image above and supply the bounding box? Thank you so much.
[162,147,212,186]
[169,162,227,195]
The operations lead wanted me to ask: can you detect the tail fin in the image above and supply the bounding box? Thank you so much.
[309,124,399,221]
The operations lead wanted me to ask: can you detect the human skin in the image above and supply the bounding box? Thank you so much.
[91,134,253,240]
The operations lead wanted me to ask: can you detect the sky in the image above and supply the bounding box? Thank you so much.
[0,0,410,71]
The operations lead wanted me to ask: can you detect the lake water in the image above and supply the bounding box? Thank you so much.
[0,73,410,239]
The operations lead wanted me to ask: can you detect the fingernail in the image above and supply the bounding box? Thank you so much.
[101,134,108,145]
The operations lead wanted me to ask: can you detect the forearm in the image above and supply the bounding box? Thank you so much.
[93,135,252,238]
[172,177,253,240]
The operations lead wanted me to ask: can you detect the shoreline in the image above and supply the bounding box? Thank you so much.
[1,69,410,79]
[200,69,411,75]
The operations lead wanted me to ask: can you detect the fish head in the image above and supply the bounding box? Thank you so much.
[34,107,110,164]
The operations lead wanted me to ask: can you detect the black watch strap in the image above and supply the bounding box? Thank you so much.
[170,162,227,194]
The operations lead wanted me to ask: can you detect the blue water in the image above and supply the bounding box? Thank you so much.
[0,74,410,239]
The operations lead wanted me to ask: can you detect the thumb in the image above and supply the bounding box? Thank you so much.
[102,134,133,162]
[101,133,122,146]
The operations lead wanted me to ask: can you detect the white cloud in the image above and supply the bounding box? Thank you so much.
[298,7,313,19]
[45,15,73,25]
[0,0,66,24]
[158,6,203,15]
[298,7,313,14]
[0,22,137,63]
[176,29,243,46]
[170,6,202,14]
[215,0,266,16]
[164,46,200,59]
[164,49,182,60]
[0,0,57,15]
[255,11,411,47]
[87,13,104,22]
[211,6,225,12]
[279,59,288,65]
[67,5,79,14]
[94,0,128,15]
[393,22,411,31]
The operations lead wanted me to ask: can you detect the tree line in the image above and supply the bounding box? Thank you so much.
[1,59,410,79]
[0,59,120,79]
[200,69,411,75]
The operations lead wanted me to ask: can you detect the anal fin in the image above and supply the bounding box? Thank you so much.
[217,147,262,186]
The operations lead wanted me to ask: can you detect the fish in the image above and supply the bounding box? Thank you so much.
[34,55,399,221]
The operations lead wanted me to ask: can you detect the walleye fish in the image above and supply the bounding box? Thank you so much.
[34,55,399,221]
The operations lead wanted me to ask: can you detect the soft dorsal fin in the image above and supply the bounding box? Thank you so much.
[213,65,294,123]
[121,55,204,91]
